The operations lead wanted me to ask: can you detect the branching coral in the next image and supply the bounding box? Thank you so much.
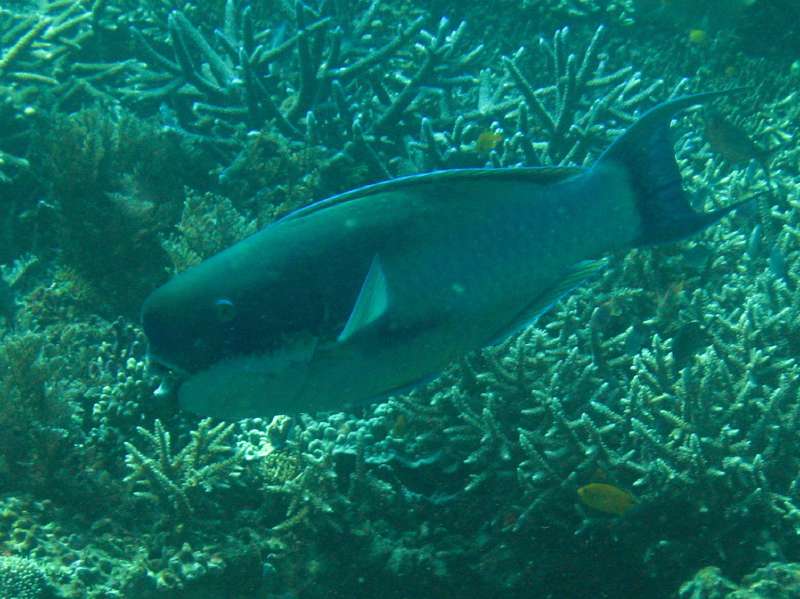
[0,306,157,507]
[160,189,258,272]
[124,0,482,186]
[522,0,637,24]
[124,418,242,522]
[0,330,74,493]
[31,106,188,315]
[80,318,157,448]
[1,2,800,599]
[501,25,663,165]
[0,0,110,183]
[413,25,663,170]
[679,562,800,599]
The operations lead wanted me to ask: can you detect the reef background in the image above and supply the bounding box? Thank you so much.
[1,0,800,598]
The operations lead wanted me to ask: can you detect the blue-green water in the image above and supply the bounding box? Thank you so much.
[1,1,799,597]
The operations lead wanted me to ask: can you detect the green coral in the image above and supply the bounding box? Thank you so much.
[0,0,105,184]
[0,1,799,598]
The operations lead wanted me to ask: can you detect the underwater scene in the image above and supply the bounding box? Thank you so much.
[2,0,800,597]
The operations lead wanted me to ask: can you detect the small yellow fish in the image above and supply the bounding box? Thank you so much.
[475,130,503,154]
[577,483,636,516]
[688,29,708,45]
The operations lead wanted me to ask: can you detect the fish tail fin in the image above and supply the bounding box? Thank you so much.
[599,90,745,246]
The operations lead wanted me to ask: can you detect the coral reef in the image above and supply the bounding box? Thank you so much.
[0,555,52,599]
[0,0,127,185]
[30,107,189,316]
[160,189,257,272]
[1,1,800,598]
[122,0,482,187]
[680,562,800,599]
[0,330,73,495]
[124,418,242,522]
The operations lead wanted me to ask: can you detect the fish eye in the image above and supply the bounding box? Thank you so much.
[213,298,236,323]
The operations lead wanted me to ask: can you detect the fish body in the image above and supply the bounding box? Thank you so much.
[704,108,768,170]
[577,483,636,516]
[475,130,504,154]
[688,29,708,44]
[142,92,742,419]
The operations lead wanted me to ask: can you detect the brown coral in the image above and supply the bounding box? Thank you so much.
[31,106,193,315]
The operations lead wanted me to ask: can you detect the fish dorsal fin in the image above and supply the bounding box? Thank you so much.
[488,259,607,344]
[277,167,583,224]
[338,255,389,343]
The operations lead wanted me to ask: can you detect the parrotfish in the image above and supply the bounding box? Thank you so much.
[142,92,744,420]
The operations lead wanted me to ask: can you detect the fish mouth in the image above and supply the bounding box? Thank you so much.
[145,350,190,377]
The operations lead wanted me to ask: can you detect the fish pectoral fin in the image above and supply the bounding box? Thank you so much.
[488,259,607,344]
[545,259,607,306]
[526,258,607,317]
[338,254,390,343]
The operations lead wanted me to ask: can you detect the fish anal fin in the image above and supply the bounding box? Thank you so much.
[488,259,607,344]
[338,255,389,343]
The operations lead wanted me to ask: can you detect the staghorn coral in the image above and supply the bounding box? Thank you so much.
[523,0,636,24]
[125,0,482,185]
[237,54,800,596]
[0,0,111,184]
[124,418,243,522]
[500,25,664,165]
[413,24,664,170]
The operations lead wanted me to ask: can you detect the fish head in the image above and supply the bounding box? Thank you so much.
[140,252,322,418]
[141,267,246,374]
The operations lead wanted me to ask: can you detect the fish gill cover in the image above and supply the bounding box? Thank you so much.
[0,1,799,598]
